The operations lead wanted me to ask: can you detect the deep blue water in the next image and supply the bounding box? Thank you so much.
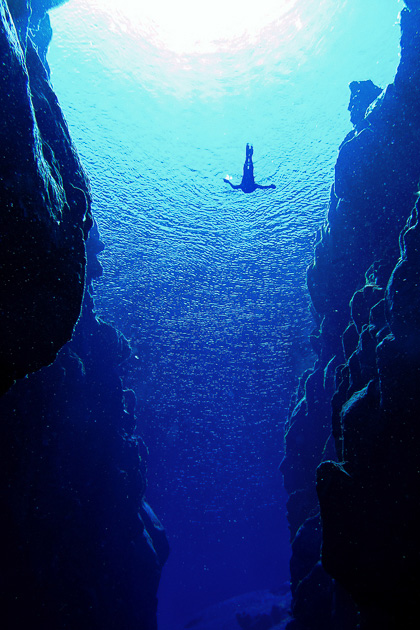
[47,0,401,626]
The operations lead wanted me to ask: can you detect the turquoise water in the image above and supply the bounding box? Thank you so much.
[48,0,401,625]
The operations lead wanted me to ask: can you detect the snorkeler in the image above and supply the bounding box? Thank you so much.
[224,143,276,193]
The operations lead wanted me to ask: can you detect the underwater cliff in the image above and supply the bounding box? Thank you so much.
[282,1,420,629]
[3,0,420,628]
[0,0,92,394]
[0,1,168,627]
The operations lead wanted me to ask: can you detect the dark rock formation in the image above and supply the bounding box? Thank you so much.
[317,206,420,630]
[0,2,168,628]
[282,3,420,629]
[0,245,169,627]
[0,0,92,394]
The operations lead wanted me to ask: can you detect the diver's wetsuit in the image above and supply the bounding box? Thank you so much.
[224,144,276,193]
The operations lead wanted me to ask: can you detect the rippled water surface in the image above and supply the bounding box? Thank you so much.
[48,0,401,625]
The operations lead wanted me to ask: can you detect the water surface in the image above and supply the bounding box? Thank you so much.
[48,0,401,624]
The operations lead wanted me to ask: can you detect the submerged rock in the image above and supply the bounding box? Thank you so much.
[174,589,292,630]
[0,0,92,393]
[0,279,169,629]
[283,3,420,629]
[0,2,168,628]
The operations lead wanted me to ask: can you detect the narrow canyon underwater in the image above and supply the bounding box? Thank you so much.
[2,0,420,629]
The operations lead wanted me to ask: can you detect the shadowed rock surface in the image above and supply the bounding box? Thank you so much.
[0,247,169,627]
[0,2,168,628]
[0,0,92,393]
[282,2,420,629]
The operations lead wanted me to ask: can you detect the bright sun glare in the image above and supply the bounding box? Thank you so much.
[97,0,299,55]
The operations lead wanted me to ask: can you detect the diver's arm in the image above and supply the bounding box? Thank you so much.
[255,183,276,190]
[224,179,241,189]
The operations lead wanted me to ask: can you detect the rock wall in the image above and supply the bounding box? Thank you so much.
[0,2,168,628]
[0,0,91,393]
[0,230,169,628]
[282,3,420,629]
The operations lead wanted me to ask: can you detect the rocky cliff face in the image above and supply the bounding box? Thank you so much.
[0,2,168,627]
[0,0,91,393]
[0,257,169,628]
[282,3,420,629]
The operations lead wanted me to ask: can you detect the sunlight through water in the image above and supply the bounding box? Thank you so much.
[63,0,348,97]
[47,0,402,625]
[98,0,300,54]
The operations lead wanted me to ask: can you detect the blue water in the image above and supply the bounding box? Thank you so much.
[47,0,401,626]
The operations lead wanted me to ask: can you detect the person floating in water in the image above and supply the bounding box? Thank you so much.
[224,144,276,193]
